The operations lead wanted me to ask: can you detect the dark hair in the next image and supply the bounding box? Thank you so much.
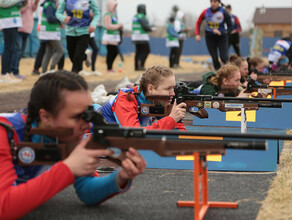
[169,16,175,23]
[228,54,246,68]
[225,4,231,9]
[25,71,88,140]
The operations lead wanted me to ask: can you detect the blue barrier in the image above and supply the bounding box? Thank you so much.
[0,19,281,58]
[192,102,292,130]
[140,126,284,171]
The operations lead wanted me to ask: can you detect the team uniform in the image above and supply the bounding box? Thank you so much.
[0,112,131,219]
[166,20,179,68]
[228,14,242,56]
[195,6,232,70]
[131,4,152,71]
[268,39,292,65]
[0,2,22,74]
[39,0,64,73]
[56,0,100,73]
[101,11,121,71]
[174,11,187,67]
[99,86,186,130]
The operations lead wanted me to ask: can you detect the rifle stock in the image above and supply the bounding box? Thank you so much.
[257,70,292,81]
[245,78,292,95]
[16,126,267,166]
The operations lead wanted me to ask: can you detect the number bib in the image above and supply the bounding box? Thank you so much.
[205,7,226,34]
[66,0,91,27]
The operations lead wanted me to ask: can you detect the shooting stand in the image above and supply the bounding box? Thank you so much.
[177,152,238,220]
[241,107,247,133]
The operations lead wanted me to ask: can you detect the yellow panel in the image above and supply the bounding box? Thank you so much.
[176,155,222,162]
[226,110,256,122]
[179,135,223,140]
[269,81,285,86]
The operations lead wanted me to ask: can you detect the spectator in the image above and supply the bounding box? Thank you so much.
[131,4,152,71]
[225,5,242,56]
[11,0,39,79]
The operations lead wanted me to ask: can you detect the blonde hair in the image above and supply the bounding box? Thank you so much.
[210,64,239,86]
[139,65,174,95]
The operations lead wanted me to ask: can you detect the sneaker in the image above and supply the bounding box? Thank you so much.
[79,70,90,75]
[91,71,103,76]
[0,73,22,84]
[14,74,26,79]
[85,49,92,67]
[31,69,40,75]
[107,69,116,73]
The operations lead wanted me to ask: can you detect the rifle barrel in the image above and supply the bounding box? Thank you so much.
[92,126,292,140]
[145,129,292,140]
[184,95,292,103]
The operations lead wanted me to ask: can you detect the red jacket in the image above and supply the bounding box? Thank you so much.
[111,87,186,130]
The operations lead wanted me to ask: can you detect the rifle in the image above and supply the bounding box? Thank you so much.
[245,78,292,96]
[142,84,292,119]
[15,106,270,166]
[256,69,292,81]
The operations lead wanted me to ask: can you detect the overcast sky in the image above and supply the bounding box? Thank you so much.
[117,0,292,31]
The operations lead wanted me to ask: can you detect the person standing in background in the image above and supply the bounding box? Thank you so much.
[56,0,100,74]
[101,0,123,73]
[39,0,64,73]
[10,0,39,79]
[195,0,232,70]
[0,0,23,77]
[225,5,242,56]
[131,4,152,71]
[174,10,190,68]
[166,16,179,69]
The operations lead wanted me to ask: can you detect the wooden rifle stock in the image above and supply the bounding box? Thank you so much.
[257,70,292,81]
[15,125,267,166]
[245,78,292,95]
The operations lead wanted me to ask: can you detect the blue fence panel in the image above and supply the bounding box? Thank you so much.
[0,21,281,58]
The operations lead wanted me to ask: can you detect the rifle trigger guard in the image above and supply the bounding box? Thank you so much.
[189,108,209,119]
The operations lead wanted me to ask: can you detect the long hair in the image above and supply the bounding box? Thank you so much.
[25,71,88,140]
[139,65,174,95]
[126,65,174,100]
[209,64,239,86]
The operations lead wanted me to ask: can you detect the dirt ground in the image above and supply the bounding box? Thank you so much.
[0,54,210,112]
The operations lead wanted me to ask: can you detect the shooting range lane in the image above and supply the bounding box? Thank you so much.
[21,169,275,220]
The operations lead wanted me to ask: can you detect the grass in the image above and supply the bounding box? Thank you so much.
[256,130,292,220]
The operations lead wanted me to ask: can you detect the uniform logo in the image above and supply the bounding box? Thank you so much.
[141,106,150,115]
[18,147,35,164]
[196,102,203,108]
[204,101,211,108]
[213,102,220,109]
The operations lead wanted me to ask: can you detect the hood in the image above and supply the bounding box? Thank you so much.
[41,0,56,7]
[202,72,216,84]
[176,10,184,19]
[137,4,146,14]
[106,0,118,13]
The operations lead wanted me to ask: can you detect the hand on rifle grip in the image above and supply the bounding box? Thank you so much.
[169,99,187,123]
[63,136,114,177]
[116,148,147,186]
